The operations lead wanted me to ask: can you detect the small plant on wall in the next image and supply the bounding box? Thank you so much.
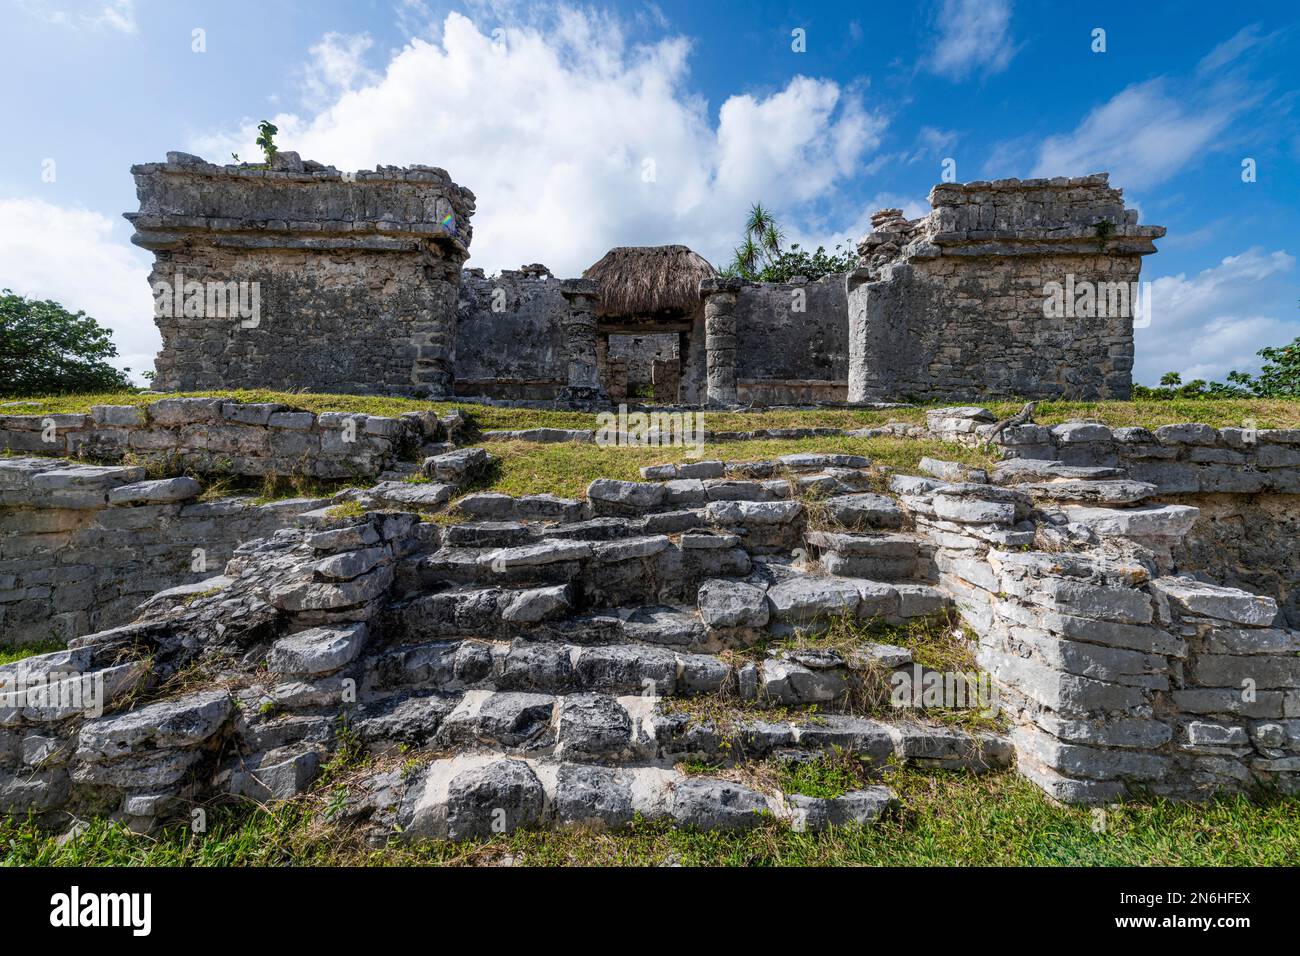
[255,120,279,165]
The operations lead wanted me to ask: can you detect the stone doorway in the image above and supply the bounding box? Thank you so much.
[600,331,682,403]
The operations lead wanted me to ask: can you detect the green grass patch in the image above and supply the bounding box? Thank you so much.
[7,389,1299,431]
[458,435,994,501]
[4,768,1297,866]
[776,752,864,799]
[0,640,66,666]
[324,500,367,520]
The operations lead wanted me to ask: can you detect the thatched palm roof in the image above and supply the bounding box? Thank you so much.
[582,244,717,317]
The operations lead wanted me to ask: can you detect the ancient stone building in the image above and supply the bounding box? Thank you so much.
[130,154,1162,404]
[848,174,1164,402]
[128,151,475,397]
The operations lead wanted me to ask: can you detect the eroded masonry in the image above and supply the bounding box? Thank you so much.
[2,395,1298,835]
[0,153,1290,840]
[130,152,1162,405]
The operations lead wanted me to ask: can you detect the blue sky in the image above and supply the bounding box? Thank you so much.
[2,0,1297,386]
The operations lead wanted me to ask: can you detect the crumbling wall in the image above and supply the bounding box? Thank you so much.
[0,397,432,479]
[454,266,567,399]
[609,333,678,390]
[734,274,849,404]
[127,151,475,397]
[849,176,1163,402]
[936,413,1300,625]
[896,474,1298,802]
[0,456,322,643]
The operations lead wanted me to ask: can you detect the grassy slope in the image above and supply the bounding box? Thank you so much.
[5,389,1300,430]
[4,769,1296,866]
[464,435,995,499]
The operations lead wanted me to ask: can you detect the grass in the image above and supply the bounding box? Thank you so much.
[0,640,66,666]
[720,611,1001,732]
[5,389,1299,431]
[776,751,865,799]
[4,768,1297,866]
[457,435,995,501]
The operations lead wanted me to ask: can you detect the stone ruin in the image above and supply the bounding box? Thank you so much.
[1,153,1288,845]
[128,153,1163,405]
[2,396,1298,838]
[130,151,475,397]
[849,175,1163,402]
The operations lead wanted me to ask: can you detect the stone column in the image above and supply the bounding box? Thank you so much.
[701,278,742,406]
[558,279,608,404]
[845,267,874,404]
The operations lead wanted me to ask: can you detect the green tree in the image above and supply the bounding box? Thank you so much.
[1251,336,1300,397]
[722,202,856,282]
[0,290,134,396]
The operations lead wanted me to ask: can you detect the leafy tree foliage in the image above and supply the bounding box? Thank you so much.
[0,290,134,395]
[1135,335,1300,399]
[721,202,856,282]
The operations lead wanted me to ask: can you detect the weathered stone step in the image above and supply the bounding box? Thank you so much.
[990,458,1128,485]
[763,573,950,631]
[656,710,1013,771]
[1017,479,1158,505]
[361,639,735,701]
[352,684,1009,770]
[358,753,899,842]
[804,529,932,581]
[1058,504,1200,540]
[411,531,752,598]
[820,492,904,530]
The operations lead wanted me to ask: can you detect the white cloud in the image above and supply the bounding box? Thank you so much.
[1198,22,1271,74]
[1137,247,1298,384]
[18,0,137,34]
[924,0,1015,81]
[1031,79,1234,190]
[0,197,155,382]
[299,32,379,110]
[191,9,885,276]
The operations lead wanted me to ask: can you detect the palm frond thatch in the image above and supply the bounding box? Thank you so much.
[582,244,718,317]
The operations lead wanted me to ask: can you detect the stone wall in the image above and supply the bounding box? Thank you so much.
[931,409,1300,626]
[849,176,1163,402]
[454,266,567,400]
[0,457,323,644]
[2,437,1296,831]
[733,274,849,405]
[0,397,448,479]
[609,333,679,390]
[895,473,1298,802]
[128,151,475,397]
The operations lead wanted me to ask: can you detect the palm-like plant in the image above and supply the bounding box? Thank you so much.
[726,203,784,279]
[733,235,760,277]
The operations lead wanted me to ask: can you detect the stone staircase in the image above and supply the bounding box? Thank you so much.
[3,449,1011,840]
[319,454,1006,839]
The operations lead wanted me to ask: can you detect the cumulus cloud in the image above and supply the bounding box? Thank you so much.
[0,197,155,382]
[1136,247,1298,384]
[191,9,885,275]
[924,0,1016,81]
